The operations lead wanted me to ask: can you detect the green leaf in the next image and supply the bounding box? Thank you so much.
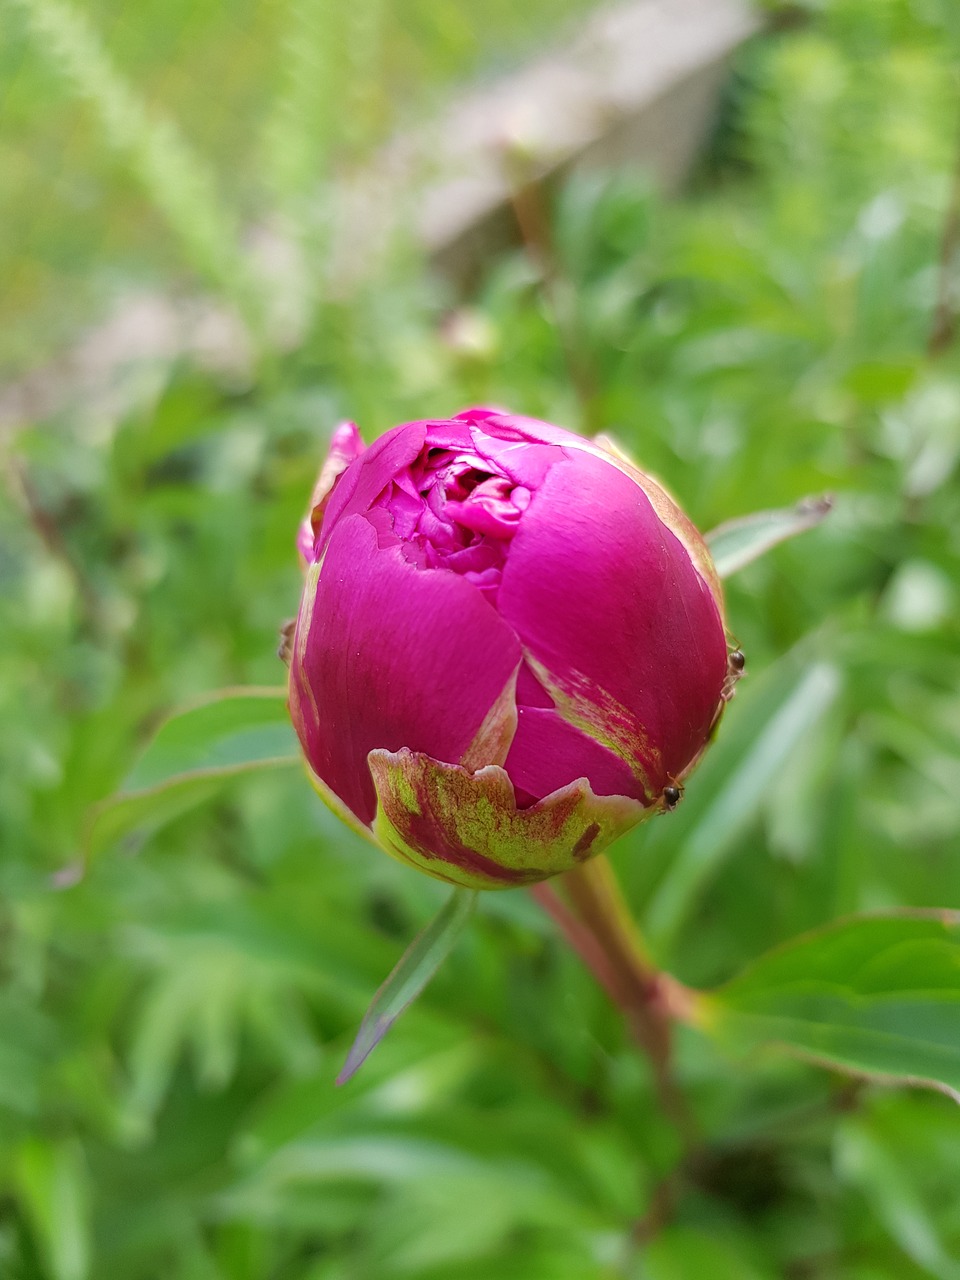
[14,1139,91,1280]
[698,912,960,1099]
[85,687,299,857]
[338,888,479,1085]
[706,495,833,579]
[645,661,842,948]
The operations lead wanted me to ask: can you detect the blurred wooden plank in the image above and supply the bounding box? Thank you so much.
[0,0,759,433]
[416,0,759,281]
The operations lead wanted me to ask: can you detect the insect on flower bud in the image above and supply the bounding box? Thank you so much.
[288,409,729,889]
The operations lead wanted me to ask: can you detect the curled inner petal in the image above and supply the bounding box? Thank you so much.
[370,437,559,603]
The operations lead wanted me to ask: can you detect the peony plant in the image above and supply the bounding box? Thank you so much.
[100,409,960,1114]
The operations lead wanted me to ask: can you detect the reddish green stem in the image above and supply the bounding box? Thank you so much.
[533,855,697,1146]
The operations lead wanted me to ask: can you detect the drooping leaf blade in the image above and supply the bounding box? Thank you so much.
[706,495,833,578]
[696,912,960,1099]
[85,687,300,858]
[338,888,479,1085]
[123,686,296,788]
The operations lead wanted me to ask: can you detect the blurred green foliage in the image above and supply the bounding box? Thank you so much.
[2,0,960,1276]
[0,0,595,371]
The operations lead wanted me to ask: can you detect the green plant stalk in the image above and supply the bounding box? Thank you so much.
[534,855,697,1144]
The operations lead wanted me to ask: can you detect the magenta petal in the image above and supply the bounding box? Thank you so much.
[519,660,555,711]
[515,661,554,709]
[297,421,365,562]
[317,422,427,556]
[290,513,521,825]
[467,432,562,490]
[454,409,586,450]
[505,706,643,805]
[497,450,727,794]
[422,420,477,451]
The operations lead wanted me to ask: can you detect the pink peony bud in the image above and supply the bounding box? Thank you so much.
[288,409,729,889]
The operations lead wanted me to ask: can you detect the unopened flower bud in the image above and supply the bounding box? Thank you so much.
[289,409,728,889]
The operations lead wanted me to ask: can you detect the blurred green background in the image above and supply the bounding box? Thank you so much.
[2,0,960,1276]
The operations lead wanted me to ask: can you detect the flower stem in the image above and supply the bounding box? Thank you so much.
[534,855,697,1145]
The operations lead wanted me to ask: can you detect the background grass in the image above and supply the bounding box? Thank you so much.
[2,0,960,1276]
[0,0,596,372]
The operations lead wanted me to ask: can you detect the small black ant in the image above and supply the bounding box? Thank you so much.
[277,618,295,666]
[662,783,683,810]
[722,647,746,701]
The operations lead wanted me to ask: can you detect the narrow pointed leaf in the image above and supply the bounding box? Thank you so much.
[695,911,960,1099]
[85,687,299,857]
[338,888,479,1085]
[646,661,842,948]
[706,495,833,578]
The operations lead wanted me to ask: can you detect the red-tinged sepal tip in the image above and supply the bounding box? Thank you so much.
[368,747,648,891]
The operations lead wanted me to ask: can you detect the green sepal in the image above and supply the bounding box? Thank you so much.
[368,747,648,891]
